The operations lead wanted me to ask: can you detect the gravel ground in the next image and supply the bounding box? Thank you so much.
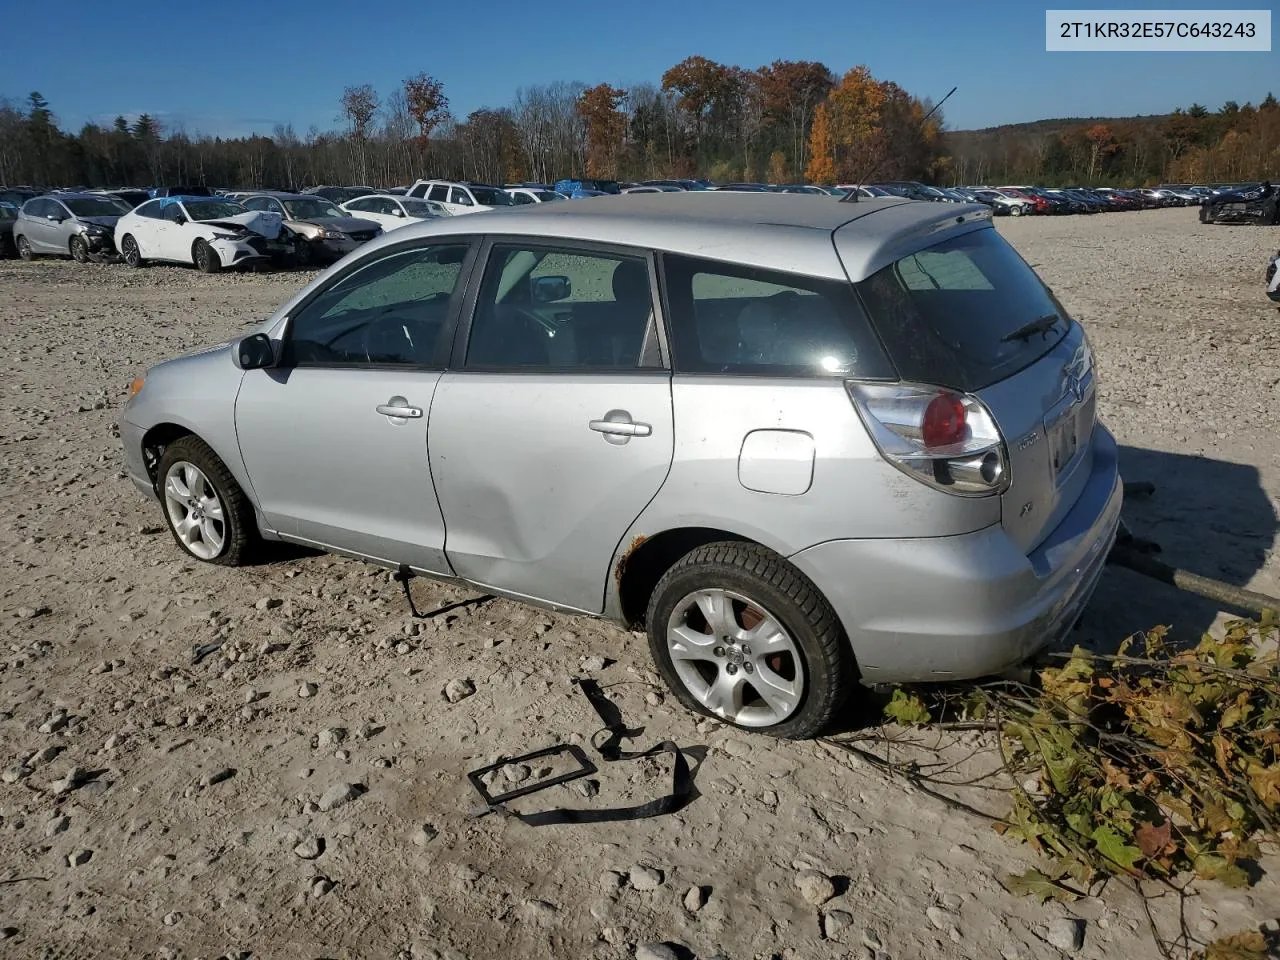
[1,209,1278,959]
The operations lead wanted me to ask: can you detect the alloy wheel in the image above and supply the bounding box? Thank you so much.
[163,461,226,560]
[665,588,804,727]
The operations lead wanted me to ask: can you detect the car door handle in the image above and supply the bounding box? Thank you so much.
[589,414,651,437]
[376,402,422,419]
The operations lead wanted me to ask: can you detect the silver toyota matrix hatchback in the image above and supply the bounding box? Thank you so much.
[120,193,1122,738]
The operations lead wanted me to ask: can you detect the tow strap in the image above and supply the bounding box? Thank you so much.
[466,677,697,826]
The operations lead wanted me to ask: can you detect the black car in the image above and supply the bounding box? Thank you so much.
[0,186,41,208]
[1201,182,1278,225]
[0,201,17,256]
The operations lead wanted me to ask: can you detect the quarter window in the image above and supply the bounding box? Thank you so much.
[466,244,659,369]
[662,254,892,378]
[283,243,471,368]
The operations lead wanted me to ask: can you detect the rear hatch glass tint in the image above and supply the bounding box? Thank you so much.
[855,227,1070,392]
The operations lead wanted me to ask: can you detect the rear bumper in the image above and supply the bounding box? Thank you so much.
[789,425,1123,684]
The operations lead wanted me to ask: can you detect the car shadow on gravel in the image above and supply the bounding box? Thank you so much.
[1079,443,1278,653]
[244,540,324,566]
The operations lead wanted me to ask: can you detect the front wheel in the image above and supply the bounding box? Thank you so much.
[157,436,258,566]
[1010,204,1023,216]
[193,239,221,274]
[645,542,852,739]
[121,234,145,267]
[16,235,34,260]
[69,236,89,263]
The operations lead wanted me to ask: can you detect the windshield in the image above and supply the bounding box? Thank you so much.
[470,187,515,206]
[857,227,1070,392]
[184,200,249,221]
[402,199,441,217]
[283,198,344,220]
[64,197,126,217]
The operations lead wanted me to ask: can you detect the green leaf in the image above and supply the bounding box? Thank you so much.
[1194,853,1252,888]
[883,688,931,727]
[1001,868,1080,903]
[1090,825,1142,873]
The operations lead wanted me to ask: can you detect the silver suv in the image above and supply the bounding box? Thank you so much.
[119,193,1122,738]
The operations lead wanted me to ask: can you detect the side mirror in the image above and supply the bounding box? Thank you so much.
[532,275,571,303]
[236,333,275,370]
[394,208,405,217]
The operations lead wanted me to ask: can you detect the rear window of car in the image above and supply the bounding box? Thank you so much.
[662,254,894,378]
[855,227,1071,392]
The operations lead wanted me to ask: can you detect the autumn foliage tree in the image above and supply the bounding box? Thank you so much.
[805,104,836,183]
[403,73,450,143]
[767,150,788,183]
[577,83,628,178]
[758,60,834,176]
[1084,123,1117,181]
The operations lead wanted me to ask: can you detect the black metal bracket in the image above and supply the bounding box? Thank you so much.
[467,744,598,808]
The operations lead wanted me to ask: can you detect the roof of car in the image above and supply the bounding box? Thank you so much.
[356,192,990,280]
[243,191,314,200]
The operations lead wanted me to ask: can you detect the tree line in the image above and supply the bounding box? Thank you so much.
[0,68,1275,192]
[948,95,1279,186]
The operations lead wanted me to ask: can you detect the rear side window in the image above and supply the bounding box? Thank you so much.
[856,227,1070,392]
[428,185,448,202]
[662,254,893,378]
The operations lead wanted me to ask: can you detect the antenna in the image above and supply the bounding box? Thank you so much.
[840,85,957,202]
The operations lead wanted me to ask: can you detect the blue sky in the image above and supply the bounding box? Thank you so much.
[2,0,1274,137]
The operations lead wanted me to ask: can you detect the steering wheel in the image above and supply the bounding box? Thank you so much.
[359,313,417,363]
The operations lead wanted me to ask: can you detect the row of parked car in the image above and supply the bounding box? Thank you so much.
[3,175,1273,269]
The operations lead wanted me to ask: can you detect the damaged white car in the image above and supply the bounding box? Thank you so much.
[114,196,294,273]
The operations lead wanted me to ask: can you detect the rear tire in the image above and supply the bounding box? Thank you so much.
[645,541,852,739]
[193,239,221,274]
[157,436,258,566]
[16,235,34,260]
[69,236,89,263]
[121,234,145,267]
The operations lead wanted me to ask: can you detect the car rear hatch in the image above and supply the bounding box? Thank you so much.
[839,215,1097,554]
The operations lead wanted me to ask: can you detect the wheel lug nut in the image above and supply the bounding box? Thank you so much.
[744,662,754,674]
[741,645,751,656]
[713,646,725,658]
[725,664,738,675]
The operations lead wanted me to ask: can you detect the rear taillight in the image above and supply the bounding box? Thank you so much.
[847,382,1009,496]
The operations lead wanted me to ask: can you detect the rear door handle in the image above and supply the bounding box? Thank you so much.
[589,420,650,437]
[376,398,422,419]
[589,409,651,443]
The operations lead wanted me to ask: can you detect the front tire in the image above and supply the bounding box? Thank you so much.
[69,236,89,263]
[645,542,852,739]
[193,239,221,274]
[16,235,34,260]
[157,436,258,566]
[121,234,145,267]
[1010,204,1023,216]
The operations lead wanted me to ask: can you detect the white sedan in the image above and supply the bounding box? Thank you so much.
[114,197,293,272]
[340,194,450,232]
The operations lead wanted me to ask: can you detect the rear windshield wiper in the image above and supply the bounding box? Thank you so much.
[1001,314,1060,343]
